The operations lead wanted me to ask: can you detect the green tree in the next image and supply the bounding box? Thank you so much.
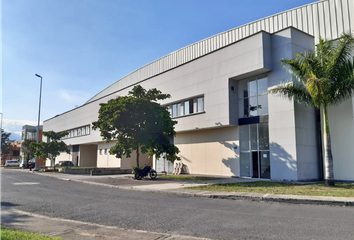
[31,131,70,169]
[269,32,354,186]
[1,129,13,159]
[92,85,180,168]
[21,139,37,168]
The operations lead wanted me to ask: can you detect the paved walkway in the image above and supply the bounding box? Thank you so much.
[2,169,354,240]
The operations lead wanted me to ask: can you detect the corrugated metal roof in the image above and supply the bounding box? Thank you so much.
[86,0,353,104]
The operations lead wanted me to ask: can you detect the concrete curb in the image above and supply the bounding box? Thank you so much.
[60,177,354,207]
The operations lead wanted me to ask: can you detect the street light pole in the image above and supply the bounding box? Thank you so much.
[35,74,43,171]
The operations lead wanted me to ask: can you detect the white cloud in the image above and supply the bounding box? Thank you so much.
[58,90,90,105]
[1,119,40,134]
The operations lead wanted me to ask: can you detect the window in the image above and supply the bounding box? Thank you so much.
[86,126,90,134]
[239,76,268,117]
[167,96,204,118]
[104,149,107,155]
[184,101,189,115]
[61,125,91,140]
[197,97,204,112]
[99,149,102,155]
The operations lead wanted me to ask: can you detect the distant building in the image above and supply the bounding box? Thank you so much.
[20,125,44,166]
[1,140,21,163]
[22,125,43,141]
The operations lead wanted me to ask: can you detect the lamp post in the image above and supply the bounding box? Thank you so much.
[35,74,43,171]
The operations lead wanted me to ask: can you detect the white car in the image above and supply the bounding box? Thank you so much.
[5,160,20,167]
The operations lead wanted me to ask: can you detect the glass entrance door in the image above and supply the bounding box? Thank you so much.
[240,123,270,179]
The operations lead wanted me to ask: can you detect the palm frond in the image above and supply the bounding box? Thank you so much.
[329,60,354,105]
[268,82,314,107]
[329,32,354,80]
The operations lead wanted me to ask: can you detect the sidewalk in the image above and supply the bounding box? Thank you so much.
[28,169,354,207]
[1,208,213,240]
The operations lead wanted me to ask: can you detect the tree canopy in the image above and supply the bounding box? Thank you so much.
[1,129,13,157]
[21,139,37,167]
[269,32,354,186]
[92,85,180,168]
[31,131,70,169]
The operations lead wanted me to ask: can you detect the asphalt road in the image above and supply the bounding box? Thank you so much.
[2,169,354,240]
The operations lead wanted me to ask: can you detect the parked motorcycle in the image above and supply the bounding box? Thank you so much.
[134,165,157,180]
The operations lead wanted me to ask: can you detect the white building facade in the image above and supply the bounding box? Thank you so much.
[44,0,354,181]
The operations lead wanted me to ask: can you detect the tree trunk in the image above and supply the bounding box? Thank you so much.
[136,143,140,168]
[52,158,56,170]
[323,107,335,186]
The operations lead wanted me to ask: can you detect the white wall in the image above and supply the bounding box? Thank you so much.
[97,142,121,168]
[80,145,97,167]
[175,127,239,176]
[328,97,354,181]
[44,31,272,138]
[268,28,318,181]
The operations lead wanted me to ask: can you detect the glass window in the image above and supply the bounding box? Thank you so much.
[176,103,181,116]
[197,97,204,112]
[258,95,268,115]
[78,128,81,136]
[193,99,198,114]
[240,153,251,177]
[250,124,258,150]
[70,130,74,138]
[184,101,189,115]
[239,76,268,117]
[82,127,86,135]
[74,129,77,137]
[99,149,102,155]
[86,126,90,134]
[248,80,257,97]
[248,97,258,117]
[168,96,204,117]
[189,99,194,114]
[104,149,107,155]
[258,123,269,150]
[240,125,250,151]
[172,104,177,117]
[238,79,248,99]
[257,77,268,95]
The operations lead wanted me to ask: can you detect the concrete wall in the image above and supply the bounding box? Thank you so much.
[46,146,71,167]
[120,151,152,170]
[44,31,272,138]
[96,141,152,169]
[97,142,121,168]
[80,145,97,167]
[268,28,318,181]
[175,127,239,176]
[328,97,354,181]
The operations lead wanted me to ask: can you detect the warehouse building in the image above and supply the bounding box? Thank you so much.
[44,0,354,181]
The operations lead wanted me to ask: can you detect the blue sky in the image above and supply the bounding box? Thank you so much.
[1,0,316,140]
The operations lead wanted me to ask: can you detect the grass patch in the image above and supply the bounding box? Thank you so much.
[1,226,63,240]
[159,175,221,181]
[186,181,354,197]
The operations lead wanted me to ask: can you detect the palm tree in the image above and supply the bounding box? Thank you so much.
[269,32,354,186]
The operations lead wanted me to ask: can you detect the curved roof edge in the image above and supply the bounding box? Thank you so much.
[86,0,351,103]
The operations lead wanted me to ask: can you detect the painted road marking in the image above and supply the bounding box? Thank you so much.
[13,182,40,185]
